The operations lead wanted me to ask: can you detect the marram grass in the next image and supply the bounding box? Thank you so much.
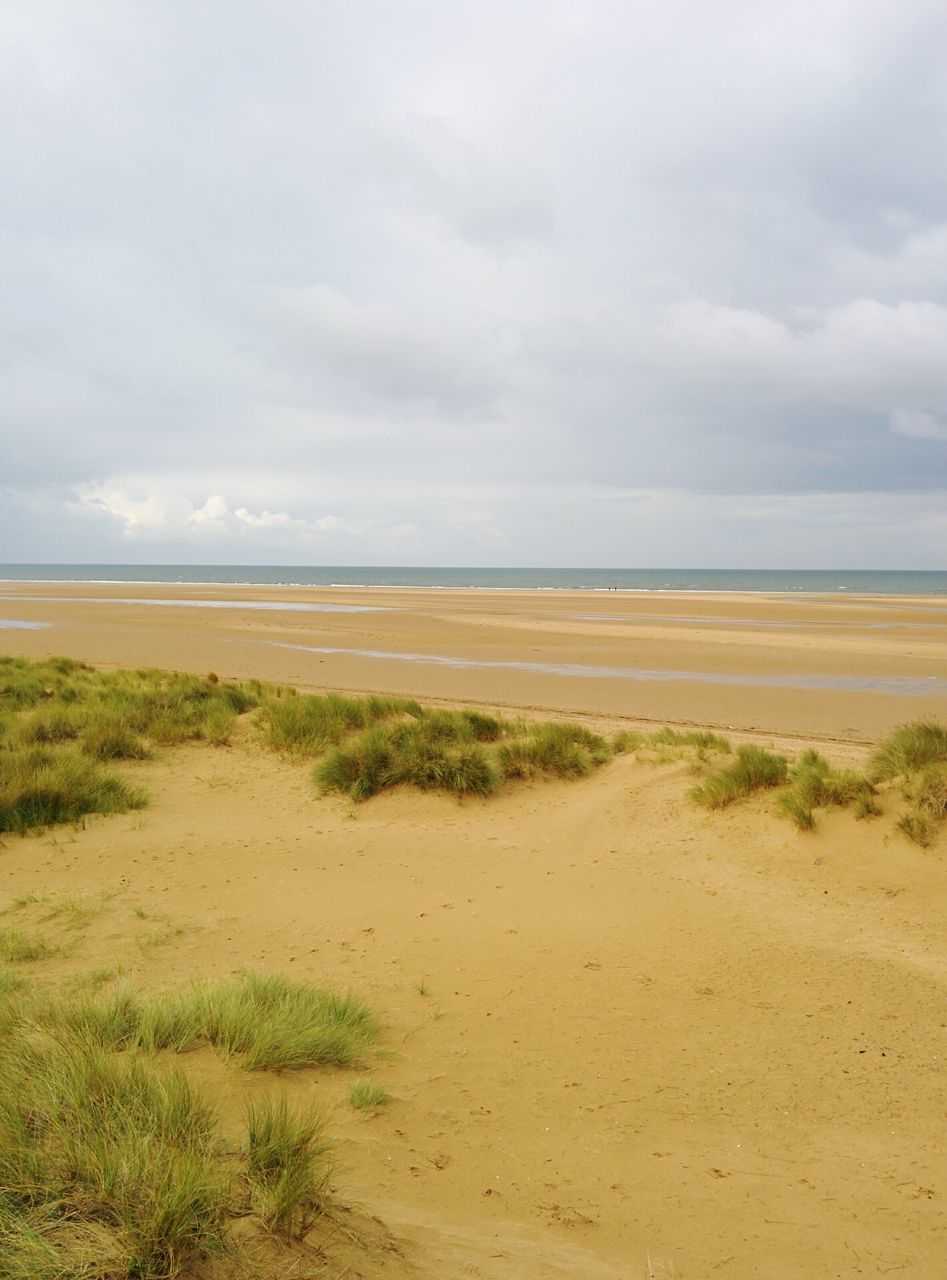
[690,720,947,845]
[0,968,378,1275]
[315,711,612,802]
[39,970,379,1071]
[2,658,615,823]
[0,745,147,833]
[689,745,788,809]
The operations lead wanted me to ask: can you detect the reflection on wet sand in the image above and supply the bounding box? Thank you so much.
[267,641,947,697]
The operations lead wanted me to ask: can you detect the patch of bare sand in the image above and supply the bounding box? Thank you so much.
[3,734,944,1278]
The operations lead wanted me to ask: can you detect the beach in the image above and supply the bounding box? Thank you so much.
[2,581,947,740]
[1,583,945,1277]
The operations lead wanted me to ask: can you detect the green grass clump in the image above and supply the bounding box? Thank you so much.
[497,721,611,780]
[192,971,379,1070]
[0,746,147,833]
[315,713,611,801]
[689,745,788,810]
[775,750,878,832]
[40,970,379,1071]
[261,692,422,755]
[647,727,731,753]
[895,764,947,847]
[870,720,947,780]
[0,1032,230,1278]
[0,660,277,832]
[347,1079,392,1112]
[0,968,379,1274]
[245,1096,334,1238]
[612,726,730,758]
[0,926,52,963]
[79,714,152,761]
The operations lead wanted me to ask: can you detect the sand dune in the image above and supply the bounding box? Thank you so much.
[1,586,945,1276]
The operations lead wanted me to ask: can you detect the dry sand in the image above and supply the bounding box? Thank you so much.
[1,583,945,1277]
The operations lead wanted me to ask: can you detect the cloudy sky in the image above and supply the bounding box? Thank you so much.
[2,1,946,567]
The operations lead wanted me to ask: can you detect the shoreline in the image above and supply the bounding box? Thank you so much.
[3,576,947,598]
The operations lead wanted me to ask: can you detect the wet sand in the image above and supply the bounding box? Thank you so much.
[1,581,946,740]
[1,582,946,1277]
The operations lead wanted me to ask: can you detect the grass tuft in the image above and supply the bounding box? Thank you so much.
[245,1096,334,1238]
[689,745,788,809]
[0,927,53,963]
[0,969,379,1273]
[38,970,380,1071]
[347,1079,392,1112]
[776,752,877,831]
[261,693,421,756]
[870,720,947,781]
[895,764,947,847]
[0,746,147,833]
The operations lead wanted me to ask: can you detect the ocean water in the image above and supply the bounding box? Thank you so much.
[1,565,946,594]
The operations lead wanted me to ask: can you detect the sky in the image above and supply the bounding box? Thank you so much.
[2,0,946,568]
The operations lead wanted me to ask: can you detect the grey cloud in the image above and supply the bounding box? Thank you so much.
[2,1,947,566]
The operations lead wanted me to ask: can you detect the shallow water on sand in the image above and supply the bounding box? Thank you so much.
[267,641,947,697]
[0,596,388,614]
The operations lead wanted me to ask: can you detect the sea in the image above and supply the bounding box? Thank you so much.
[1,565,946,594]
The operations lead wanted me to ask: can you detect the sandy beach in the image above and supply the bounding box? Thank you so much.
[2,581,947,740]
[1,584,945,1277]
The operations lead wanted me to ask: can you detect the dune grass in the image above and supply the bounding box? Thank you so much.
[689,744,788,809]
[613,726,732,754]
[0,657,278,833]
[260,691,424,755]
[0,925,53,962]
[0,745,147,833]
[775,749,880,832]
[0,967,358,1276]
[0,966,379,1273]
[347,1079,392,1112]
[869,720,947,781]
[894,764,947,848]
[314,710,612,801]
[38,969,379,1071]
[3,657,614,814]
[689,721,947,845]
[244,1096,334,1238]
